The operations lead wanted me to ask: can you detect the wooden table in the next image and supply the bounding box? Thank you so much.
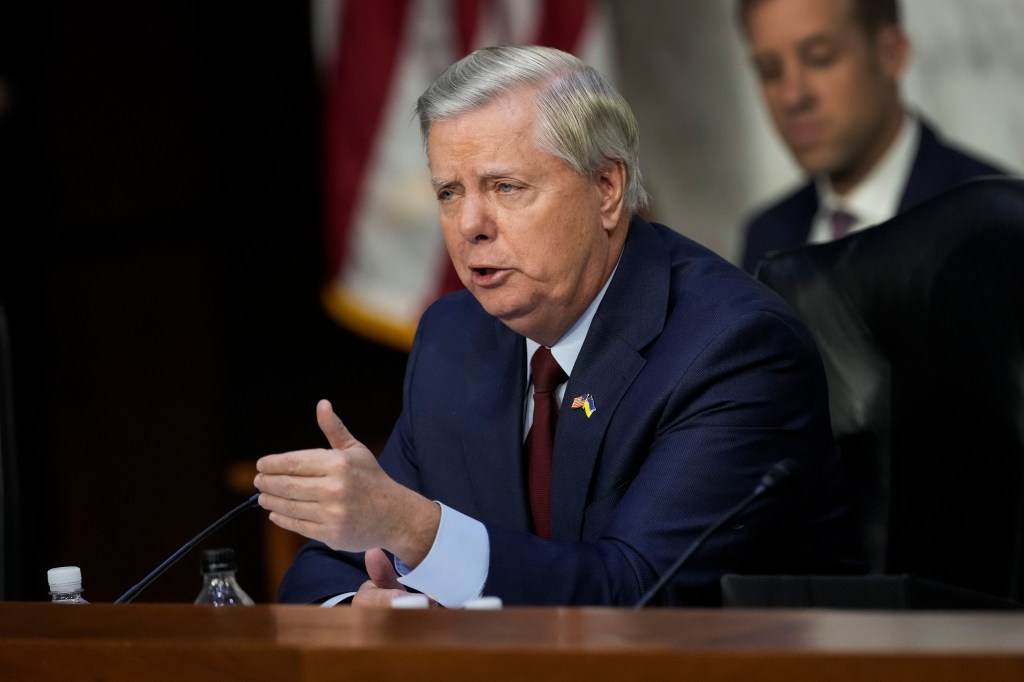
[2,602,1023,681]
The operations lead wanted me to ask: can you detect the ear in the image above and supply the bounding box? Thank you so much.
[876,25,910,80]
[597,160,627,232]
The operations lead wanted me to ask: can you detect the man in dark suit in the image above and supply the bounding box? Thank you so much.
[738,0,1004,274]
[255,45,863,607]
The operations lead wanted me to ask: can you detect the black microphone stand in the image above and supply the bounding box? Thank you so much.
[634,459,800,608]
[114,492,260,604]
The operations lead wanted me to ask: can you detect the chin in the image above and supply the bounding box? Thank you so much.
[475,295,521,322]
[791,141,849,176]
[486,303,538,336]
[795,152,842,178]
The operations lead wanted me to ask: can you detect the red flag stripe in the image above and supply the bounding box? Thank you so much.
[324,1,411,275]
[535,0,591,52]
[454,0,482,57]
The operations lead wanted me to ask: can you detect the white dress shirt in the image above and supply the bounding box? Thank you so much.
[809,113,920,243]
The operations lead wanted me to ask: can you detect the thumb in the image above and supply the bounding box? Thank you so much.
[364,548,404,591]
[316,399,358,451]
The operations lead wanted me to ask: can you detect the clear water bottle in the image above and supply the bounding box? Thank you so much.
[48,566,89,604]
[194,548,254,606]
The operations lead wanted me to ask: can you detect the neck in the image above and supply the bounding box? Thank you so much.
[829,107,905,196]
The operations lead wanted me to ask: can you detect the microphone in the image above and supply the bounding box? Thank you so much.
[634,459,801,608]
[114,492,261,604]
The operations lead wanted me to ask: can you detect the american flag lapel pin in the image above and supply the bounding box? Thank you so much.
[571,393,596,418]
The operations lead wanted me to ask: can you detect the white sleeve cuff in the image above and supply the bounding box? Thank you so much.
[395,502,489,608]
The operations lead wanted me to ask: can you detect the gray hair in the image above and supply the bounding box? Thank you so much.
[416,44,649,216]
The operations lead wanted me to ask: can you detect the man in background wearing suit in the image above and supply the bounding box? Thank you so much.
[738,0,1004,274]
[255,45,862,608]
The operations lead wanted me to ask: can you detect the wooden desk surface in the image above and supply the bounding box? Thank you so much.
[2,602,1023,681]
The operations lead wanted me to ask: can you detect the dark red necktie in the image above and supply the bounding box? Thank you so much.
[525,347,566,539]
[830,209,857,240]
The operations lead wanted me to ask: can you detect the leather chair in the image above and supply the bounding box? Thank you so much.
[722,177,1024,609]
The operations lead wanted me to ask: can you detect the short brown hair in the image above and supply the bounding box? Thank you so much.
[737,0,901,36]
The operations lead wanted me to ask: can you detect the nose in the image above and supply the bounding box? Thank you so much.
[778,63,814,113]
[457,193,496,243]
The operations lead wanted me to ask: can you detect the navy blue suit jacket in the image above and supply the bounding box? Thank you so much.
[741,120,1005,273]
[279,217,863,606]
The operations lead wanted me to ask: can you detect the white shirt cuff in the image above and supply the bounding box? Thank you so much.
[395,502,489,608]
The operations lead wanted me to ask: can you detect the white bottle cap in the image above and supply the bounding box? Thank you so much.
[47,566,83,591]
[463,596,503,610]
[390,594,430,609]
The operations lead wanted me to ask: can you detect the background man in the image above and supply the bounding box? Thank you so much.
[738,0,1005,273]
[255,45,862,607]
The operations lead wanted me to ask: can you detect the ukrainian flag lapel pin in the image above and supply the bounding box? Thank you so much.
[571,393,596,418]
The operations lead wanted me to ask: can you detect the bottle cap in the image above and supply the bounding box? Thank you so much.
[201,548,238,573]
[391,594,430,609]
[47,566,83,591]
[463,596,503,610]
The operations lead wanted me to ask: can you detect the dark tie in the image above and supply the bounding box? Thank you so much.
[525,347,566,539]
[830,209,857,240]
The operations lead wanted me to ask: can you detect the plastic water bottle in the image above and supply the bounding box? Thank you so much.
[48,566,89,604]
[194,548,254,606]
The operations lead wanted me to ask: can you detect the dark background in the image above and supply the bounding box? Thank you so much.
[0,1,407,602]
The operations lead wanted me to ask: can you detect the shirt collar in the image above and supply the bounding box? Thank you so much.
[816,112,920,229]
[526,257,620,380]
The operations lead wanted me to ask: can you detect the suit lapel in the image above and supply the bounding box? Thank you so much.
[550,326,645,539]
[791,183,819,244]
[458,320,532,531]
[899,121,948,211]
[550,218,670,539]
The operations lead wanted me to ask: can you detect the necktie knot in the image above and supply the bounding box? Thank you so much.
[531,347,566,394]
[830,208,857,240]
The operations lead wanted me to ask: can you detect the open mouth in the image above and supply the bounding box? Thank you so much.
[470,267,510,286]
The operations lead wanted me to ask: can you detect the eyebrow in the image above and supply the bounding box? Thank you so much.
[752,30,835,56]
[431,168,521,190]
[798,34,838,51]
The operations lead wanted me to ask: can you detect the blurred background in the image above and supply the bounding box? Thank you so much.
[0,0,1021,603]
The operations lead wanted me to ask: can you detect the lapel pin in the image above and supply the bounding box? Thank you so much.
[571,394,596,418]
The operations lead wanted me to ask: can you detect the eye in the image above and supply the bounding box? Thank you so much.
[437,188,455,201]
[800,38,840,70]
[498,182,516,193]
[756,66,780,83]
[804,46,838,69]
[753,57,781,84]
